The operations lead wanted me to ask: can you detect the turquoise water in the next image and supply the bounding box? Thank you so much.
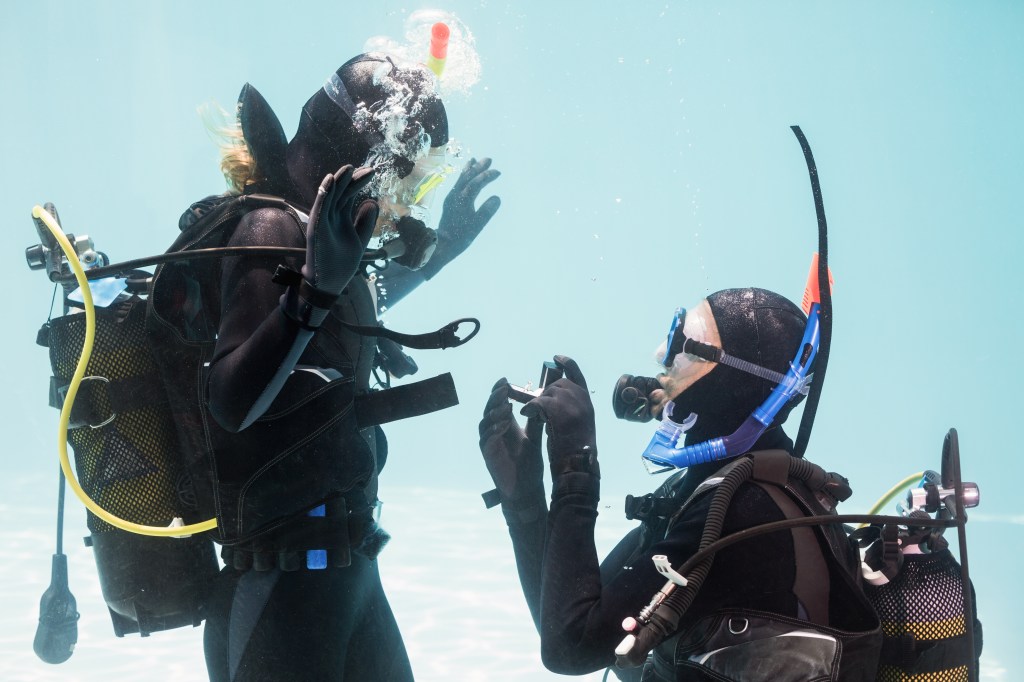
[3,2,1021,680]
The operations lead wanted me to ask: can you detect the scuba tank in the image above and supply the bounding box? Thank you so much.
[28,203,219,639]
[41,299,218,636]
[857,429,982,681]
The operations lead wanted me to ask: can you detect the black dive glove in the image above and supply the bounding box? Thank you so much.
[282,165,378,329]
[479,379,546,522]
[419,157,501,279]
[520,356,600,497]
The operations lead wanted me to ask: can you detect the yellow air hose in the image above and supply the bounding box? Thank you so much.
[33,205,218,537]
[857,471,926,528]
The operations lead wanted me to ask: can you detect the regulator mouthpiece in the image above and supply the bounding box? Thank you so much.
[386,216,438,270]
[612,374,662,423]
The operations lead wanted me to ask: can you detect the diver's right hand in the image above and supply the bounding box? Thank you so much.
[479,378,545,504]
[302,165,379,296]
[283,166,378,329]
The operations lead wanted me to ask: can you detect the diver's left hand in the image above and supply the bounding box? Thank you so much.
[520,355,599,479]
[436,157,501,258]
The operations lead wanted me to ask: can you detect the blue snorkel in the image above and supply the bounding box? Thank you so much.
[640,125,833,471]
[642,303,821,469]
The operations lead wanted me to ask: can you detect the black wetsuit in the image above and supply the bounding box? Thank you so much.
[201,206,413,682]
[504,430,877,681]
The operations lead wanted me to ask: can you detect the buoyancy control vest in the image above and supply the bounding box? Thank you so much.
[623,451,882,682]
[146,192,462,548]
[33,193,469,639]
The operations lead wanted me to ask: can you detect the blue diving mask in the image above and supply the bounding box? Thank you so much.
[641,303,820,471]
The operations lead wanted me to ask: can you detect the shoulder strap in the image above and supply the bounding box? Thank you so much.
[659,451,853,629]
[624,469,689,522]
[664,453,778,531]
[752,480,831,625]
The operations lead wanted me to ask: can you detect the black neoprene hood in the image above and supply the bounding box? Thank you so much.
[671,288,808,446]
[238,53,448,207]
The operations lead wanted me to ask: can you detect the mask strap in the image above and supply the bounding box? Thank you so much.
[322,72,385,148]
[682,337,788,385]
[665,306,788,385]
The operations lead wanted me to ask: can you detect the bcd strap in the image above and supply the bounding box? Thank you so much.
[49,373,169,430]
[860,522,904,584]
[271,265,338,310]
[481,489,502,509]
[221,493,390,570]
[625,493,688,521]
[877,616,975,675]
[620,451,858,668]
[753,480,832,626]
[750,450,795,487]
[341,317,480,350]
[353,372,459,428]
[272,264,480,349]
[750,450,851,510]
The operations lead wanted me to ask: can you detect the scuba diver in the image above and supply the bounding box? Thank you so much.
[478,288,883,681]
[477,125,983,680]
[190,51,500,681]
[24,17,502,674]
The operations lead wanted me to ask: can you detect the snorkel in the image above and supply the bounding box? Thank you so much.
[642,298,821,469]
[363,21,456,264]
[426,22,450,77]
[641,124,834,471]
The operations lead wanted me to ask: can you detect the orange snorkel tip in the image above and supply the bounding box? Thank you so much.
[801,252,835,315]
[426,22,450,77]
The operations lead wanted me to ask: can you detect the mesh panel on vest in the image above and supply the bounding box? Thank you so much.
[48,300,192,533]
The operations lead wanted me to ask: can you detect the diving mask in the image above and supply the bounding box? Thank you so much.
[378,146,454,225]
[613,304,716,424]
[655,306,712,372]
[639,302,821,471]
[371,146,453,269]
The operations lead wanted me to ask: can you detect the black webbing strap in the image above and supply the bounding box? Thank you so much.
[750,450,794,487]
[271,264,480,350]
[353,372,459,428]
[880,629,975,675]
[625,492,689,522]
[755,481,831,626]
[49,373,169,429]
[643,454,850,650]
[869,523,905,583]
[340,317,480,350]
[481,489,502,509]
